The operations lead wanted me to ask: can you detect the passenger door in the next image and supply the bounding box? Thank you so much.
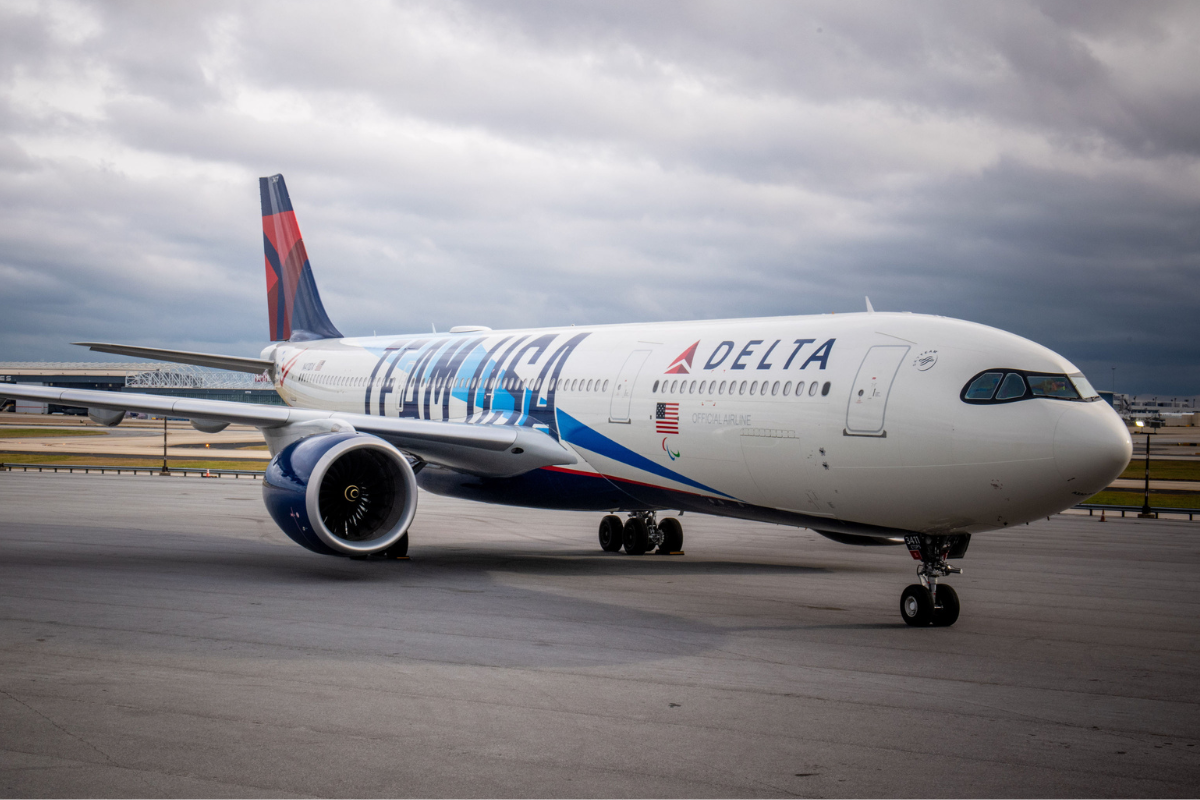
[845,345,909,436]
[608,349,651,423]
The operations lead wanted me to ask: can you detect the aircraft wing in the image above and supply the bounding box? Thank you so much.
[0,384,576,477]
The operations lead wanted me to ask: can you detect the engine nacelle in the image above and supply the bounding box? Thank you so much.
[87,407,125,427]
[262,432,417,556]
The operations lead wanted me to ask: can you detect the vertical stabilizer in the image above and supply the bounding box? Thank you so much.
[260,174,343,342]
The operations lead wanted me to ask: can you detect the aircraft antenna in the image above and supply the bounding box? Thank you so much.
[865,297,875,313]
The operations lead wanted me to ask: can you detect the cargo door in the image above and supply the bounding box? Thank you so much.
[844,345,909,436]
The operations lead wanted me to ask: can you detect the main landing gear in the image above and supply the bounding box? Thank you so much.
[900,533,970,627]
[598,512,684,555]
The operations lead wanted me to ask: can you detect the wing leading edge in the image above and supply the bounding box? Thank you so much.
[0,384,576,478]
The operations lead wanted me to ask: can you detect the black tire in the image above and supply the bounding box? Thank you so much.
[931,584,960,627]
[623,518,649,555]
[658,517,683,552]
[378,532,409,559]
[598,515,624,552]
[900,584,933,626]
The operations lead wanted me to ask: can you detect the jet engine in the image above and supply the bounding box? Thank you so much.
[262,432,417,556]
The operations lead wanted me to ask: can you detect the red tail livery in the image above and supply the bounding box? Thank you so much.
[260,174,342,342]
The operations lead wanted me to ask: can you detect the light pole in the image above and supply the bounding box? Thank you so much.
[1135,419,1158,518]
[160,416,170,475]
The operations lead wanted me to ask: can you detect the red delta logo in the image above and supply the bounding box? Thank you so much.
[665,341,699,374]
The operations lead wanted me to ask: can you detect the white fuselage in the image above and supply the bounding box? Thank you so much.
[264,311,1132,536]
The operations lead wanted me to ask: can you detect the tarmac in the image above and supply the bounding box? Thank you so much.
[0,416,267,462]
[0,471,1198,797]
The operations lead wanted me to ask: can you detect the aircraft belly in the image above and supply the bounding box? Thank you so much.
[829,457,1062,533]
[661,425,761,506]
[742,432,838,516]
[417,464,641,512]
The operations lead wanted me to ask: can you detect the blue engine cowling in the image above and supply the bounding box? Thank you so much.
[262,432,417,556]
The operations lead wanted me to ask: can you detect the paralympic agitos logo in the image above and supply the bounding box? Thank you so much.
[665,338,835,374]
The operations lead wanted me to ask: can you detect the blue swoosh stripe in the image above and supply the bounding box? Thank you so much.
[556,410,733,498]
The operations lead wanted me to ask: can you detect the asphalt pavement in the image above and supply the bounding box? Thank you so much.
[0,472,1197,797]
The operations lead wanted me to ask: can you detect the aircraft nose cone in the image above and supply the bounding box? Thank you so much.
[1053,404,1133,494]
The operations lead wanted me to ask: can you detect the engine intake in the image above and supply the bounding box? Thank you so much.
[262,432,417,556]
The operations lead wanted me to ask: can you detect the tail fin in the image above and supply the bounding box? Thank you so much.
[260,174,343,342]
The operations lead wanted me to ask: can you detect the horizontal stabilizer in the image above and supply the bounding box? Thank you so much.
[73,342,274,375]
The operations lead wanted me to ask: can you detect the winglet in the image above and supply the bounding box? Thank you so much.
[865,296,875,314]
[260,174,343,342]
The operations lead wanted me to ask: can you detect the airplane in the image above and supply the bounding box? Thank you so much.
[1,174,1133,627]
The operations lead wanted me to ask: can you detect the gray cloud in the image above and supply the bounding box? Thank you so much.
[0,0,1196,395]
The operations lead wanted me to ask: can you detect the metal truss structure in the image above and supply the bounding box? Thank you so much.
[125,364,272,390]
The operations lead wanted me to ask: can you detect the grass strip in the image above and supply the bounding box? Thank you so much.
[176,443,269,451]
[0,428,108,437]
[1118,459,1200,482]
[1,453,267,471]
[1085,490,1200,509]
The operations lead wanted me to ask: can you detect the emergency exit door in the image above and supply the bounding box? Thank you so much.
[845,345,909,436]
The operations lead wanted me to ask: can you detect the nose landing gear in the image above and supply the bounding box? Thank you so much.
[596,512,684,555]
[901,533,969,627]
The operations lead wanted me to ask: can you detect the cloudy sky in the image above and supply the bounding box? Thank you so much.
[1,1,1197,396]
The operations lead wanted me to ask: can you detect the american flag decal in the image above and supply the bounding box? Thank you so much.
[656,402,679,434]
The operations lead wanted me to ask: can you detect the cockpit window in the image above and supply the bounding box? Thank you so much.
[1027,375,1079,399]
[1068,373,1099,399]
[965,372,1003,400]
[995,372,1027,400]
[961,369,1099,404]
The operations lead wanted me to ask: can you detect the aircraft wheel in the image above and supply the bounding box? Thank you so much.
[931,585,960,627]
[900,584,933,626]
[598,515,624,552]
[623,518,649,555]
[658,517,683,552]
